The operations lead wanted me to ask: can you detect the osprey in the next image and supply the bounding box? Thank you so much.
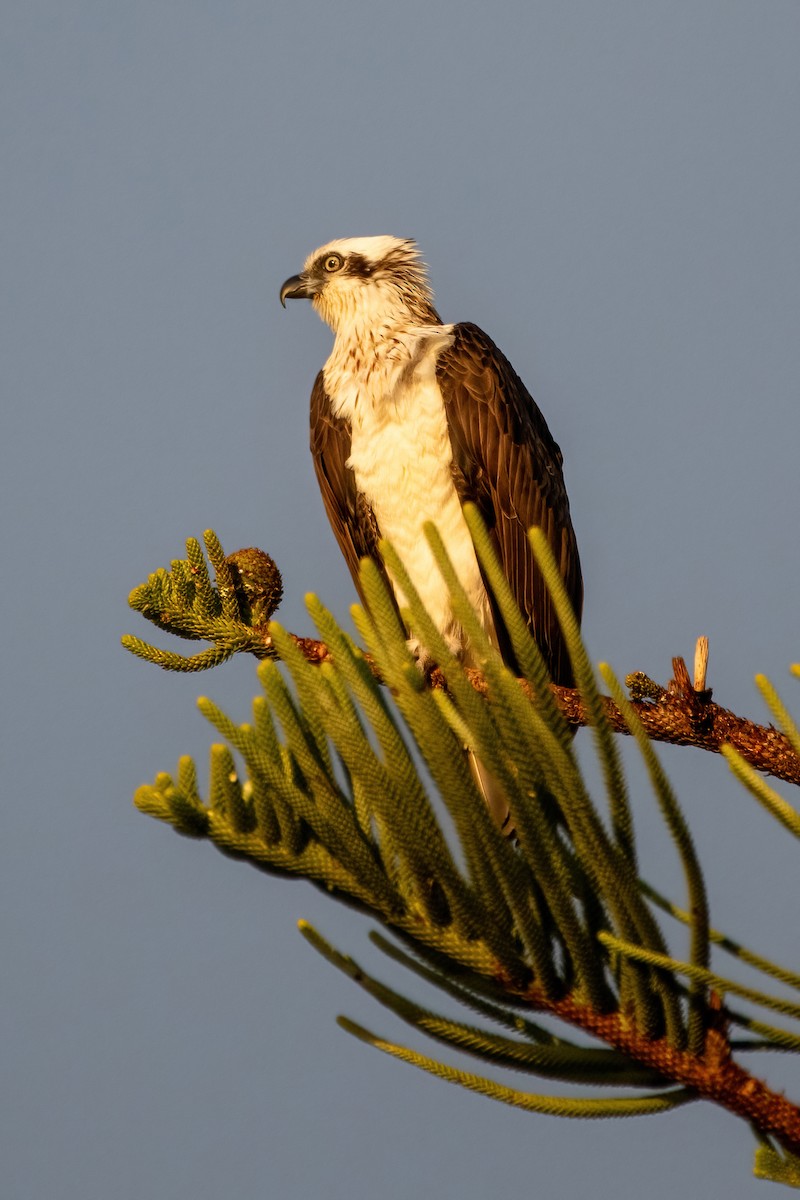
[281,236,582,824]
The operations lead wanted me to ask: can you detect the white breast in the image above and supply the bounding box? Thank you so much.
[324,326,493,661]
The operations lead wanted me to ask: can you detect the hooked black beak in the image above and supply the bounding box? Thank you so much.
[280,274,312,308]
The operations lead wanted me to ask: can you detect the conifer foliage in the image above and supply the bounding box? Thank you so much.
[126,509,800,1187]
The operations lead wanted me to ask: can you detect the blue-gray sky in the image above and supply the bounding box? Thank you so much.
[2,2,799,1197]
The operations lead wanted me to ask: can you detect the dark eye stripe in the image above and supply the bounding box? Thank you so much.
[313,250,377,279]
[343,253,374,279]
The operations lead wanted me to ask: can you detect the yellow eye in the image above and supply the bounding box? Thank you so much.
[324,253,343,273]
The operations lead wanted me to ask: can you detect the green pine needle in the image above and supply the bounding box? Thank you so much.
[753,1144,800,1188]
[722,745,800,840]
[337,1017,696,1119]
[600,662,710,1053]
[599,933,800,1023]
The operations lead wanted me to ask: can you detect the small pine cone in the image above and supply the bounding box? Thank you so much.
[225,547,283,627]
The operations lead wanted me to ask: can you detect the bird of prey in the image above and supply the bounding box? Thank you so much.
[281,236,582,825]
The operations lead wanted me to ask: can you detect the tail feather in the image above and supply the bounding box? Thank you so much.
[467,749,515,838]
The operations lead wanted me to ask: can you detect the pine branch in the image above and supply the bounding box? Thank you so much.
[128,520,800,1181]
[122,534,284,669]
[283,641,800,790]
[124,531,800,791]
[524,984,800,1150]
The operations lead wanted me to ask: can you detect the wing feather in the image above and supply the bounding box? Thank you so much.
[437,323,582,685]
[309,371,392,610]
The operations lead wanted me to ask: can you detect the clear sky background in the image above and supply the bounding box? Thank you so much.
[2,2,799,1197]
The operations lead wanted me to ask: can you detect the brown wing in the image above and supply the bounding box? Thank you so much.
[437,323,582,686]
[309,370,393,610]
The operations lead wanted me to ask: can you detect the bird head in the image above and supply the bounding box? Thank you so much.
[280,236,440,334]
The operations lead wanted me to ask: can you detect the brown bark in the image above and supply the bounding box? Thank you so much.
[526,984,800,1153]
